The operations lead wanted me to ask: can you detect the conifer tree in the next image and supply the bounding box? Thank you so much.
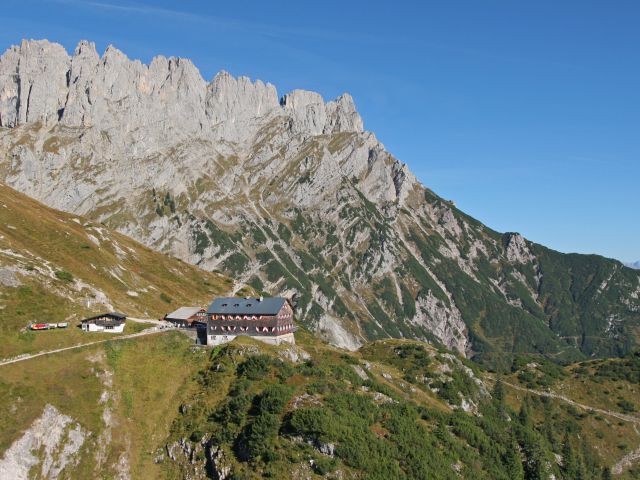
[493,374,506,419]
[561,431,579,479]
[522,437,548,480]
[519,396,533,429]
[504,430,525,480]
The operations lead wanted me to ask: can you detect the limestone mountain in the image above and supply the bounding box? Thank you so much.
[1,39,639,364]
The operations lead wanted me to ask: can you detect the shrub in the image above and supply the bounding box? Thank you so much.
[257,385,292,415]
[617,399,636,413]
[236,413,281,461]
[287,407,333,441]
[313,456,337,475]
[55,270,73,282]
[237,355,272,380]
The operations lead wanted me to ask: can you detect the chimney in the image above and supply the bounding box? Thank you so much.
[258,296,264,302]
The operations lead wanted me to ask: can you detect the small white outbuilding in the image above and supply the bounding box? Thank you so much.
[80,312,127,333]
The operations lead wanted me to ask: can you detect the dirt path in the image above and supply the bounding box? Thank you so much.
[502,380,640,424]
[127,317,170,326]
[502,380,640,475]
[0,326,170,367]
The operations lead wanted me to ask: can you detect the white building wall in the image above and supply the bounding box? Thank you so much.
[207,332,295,347]
[82,323,125,333]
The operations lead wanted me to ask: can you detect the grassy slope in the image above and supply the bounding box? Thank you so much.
[0,183,248,358]
[0,183,249,477]
[0,331,211,479]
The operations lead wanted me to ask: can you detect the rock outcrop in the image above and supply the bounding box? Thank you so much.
[0,404,86,480]
[503,232,535,264]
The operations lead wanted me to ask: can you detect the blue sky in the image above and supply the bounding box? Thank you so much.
[2,0,639,262]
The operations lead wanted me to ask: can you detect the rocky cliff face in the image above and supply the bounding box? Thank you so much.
[1,39,639,362]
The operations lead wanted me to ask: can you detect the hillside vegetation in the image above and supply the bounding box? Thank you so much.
[163,334,640,479]
[0,183,243,359]
[1,317,639,477]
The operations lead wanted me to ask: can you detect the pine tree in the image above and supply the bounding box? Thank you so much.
[601,467,612,480]
[493,374,506,419]
[579,436,597,479]
[504,430,525,480]
[561,432,579,479]
[519,396,533,429]
[541,399,555,448]
[523,438,548,480]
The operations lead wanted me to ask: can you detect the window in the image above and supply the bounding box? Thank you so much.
[233,303,239,307]
[221,303,227,307]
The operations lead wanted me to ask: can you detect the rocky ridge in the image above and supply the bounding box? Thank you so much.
[1,39,639,363]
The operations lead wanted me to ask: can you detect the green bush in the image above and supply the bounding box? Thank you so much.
[236,413,281,461]
[55,270,73,282]
[617,399,636,413]
[256,385,292,415]
[287,407,333,441]
[312,456,337,475]
[237,355,272,380]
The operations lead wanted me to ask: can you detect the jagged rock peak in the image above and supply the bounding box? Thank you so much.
[326,92,364,133]
[0,38,365,137]
[73,39,97,57]
[206,70,280,123]
[281,89,364,135]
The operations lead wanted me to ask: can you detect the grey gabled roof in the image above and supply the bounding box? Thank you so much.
[82,312,127,322]
[166,307,203,320]
[207,297,287,316]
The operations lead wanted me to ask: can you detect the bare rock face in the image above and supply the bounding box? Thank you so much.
[2,39,639,360]
[325,93,364,134]
[0,404,86,480]
[206,71,280,141]
[280,89,363,135]
[0,267,21,287]
[0,40,69,127]
[411,292,469,355]
[504,233,535,264]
